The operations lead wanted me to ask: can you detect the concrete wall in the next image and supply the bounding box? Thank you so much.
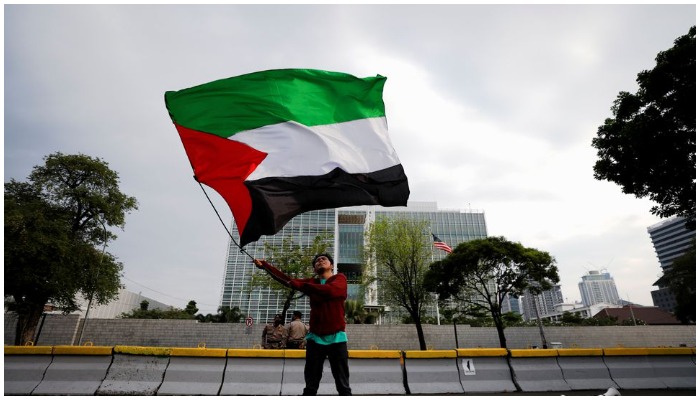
[4,314,695,350]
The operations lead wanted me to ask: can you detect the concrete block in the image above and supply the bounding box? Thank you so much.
[603,348,666,390]
[509,349,571,392]
[404,350,464,394]
[32,354,113,395]
[556,348,617,390]
[648,353,696,389]
[96,353,169,395]
[157,357,225,395]
[221,357,284,395]
[4,354,53,395]
[220,349,287,395]
[457,348,516,393]
[346,350,405,395]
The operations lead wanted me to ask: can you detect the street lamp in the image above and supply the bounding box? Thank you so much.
[77,215,107,345]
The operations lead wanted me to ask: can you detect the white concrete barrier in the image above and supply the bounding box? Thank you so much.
[4,345,695,395]
[4,346,54,395]
[97,346,170,395]
[221,349,284,395]
[556,348,618,390]
[403,350,463,394]
[457,348,517,393]
[647,348,695,389]
[509,349,571,392]
[603,348,667,390]
[157,348,227,395]
[32,346,113,395]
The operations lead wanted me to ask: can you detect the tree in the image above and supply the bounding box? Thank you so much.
[365,217,433,350]
[344,299,378,324]
[592,26,696,227]
[249,235,332,322]
[5,152,137,345]
[185,300,199,316]
[561,311,585,325]
[424,236,559,349]
[661,240,696,324]
[196,306,243,323]
[120,306,195,320]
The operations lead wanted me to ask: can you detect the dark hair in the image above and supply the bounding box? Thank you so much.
[293,311,302,318]
[312,253,334,266]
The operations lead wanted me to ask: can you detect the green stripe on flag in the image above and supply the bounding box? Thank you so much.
[165,69,387,138]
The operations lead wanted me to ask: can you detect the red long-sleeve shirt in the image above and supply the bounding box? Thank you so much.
[259,261,347,336]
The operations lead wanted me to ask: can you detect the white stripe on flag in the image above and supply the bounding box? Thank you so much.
[231,117,401,181]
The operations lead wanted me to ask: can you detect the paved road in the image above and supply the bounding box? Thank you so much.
[444,389,696,396]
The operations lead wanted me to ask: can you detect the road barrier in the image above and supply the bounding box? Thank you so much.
[32,346,113,396]
[223,349,284,395]
[603,347,696,390]
[346,350,405,395]
[4,346,53,395]
[403,350,464,394]
[457,348,517,393]
[556,348,618,391]
[4,345,696,395]
[646,348,695,389]
[158,347,227,395]
[509,349,572,392]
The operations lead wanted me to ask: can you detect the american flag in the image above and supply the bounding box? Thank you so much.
[432,234,453,253]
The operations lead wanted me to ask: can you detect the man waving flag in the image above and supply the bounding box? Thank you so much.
[165,69,410,246]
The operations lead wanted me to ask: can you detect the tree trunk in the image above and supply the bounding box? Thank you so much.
[412,312,427,350]
[14,304,45,346]
[281,289,298,324]
[492,313,508,348]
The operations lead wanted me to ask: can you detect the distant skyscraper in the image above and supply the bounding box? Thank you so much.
[219,202,488,325]
[501,294,521,315]
[578,270,620,307]
[521,285,563,321]
[647,217,696,313]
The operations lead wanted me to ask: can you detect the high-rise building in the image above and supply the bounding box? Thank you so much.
[520,285,563,321]
[647,217,696,313]
[578,270,620,307]
[219,202,488,325]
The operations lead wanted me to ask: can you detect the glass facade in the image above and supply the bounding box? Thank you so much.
[647,217,696,312]
[219,202,488,325]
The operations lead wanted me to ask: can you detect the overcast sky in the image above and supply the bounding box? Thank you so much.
[5,5,695,315]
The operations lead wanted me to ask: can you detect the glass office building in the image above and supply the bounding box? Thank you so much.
[647,217,696,313]
[219,201,488,325]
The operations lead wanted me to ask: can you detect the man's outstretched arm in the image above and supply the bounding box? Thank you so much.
[253,259,292,287]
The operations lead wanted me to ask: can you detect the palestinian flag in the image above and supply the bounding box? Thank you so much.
[165,69,410,246]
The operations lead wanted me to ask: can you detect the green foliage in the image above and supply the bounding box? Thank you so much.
[344,299,377,324]
[5,152,136,345]
[501,311,523,326]
[561,311,585,325]
[119,299,236,321]
[365,217,433,349]
[196,306,243,323]
[424,236,559,348]
[249,234,332,322]
[185,300,199,315]
[592,26,696,226]
[121,306,195,320]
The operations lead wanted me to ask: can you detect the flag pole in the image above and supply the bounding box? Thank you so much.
[195,178,254,261]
